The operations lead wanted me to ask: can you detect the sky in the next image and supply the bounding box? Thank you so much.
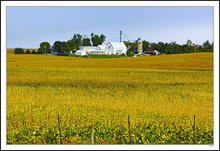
[6,6,214,48]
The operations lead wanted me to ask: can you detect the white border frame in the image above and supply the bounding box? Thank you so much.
[1,1,219,150]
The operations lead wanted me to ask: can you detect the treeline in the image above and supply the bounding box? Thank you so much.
[14,34,213,55]
[14,48,36,54]
[125,39,213,55]
[14,33,106,54]
[40,33,106,55]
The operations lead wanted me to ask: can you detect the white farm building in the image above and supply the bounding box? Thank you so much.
[75,42,127,55]
[75,50,87,56]
[96,43,106,50]
[105,42,127,55]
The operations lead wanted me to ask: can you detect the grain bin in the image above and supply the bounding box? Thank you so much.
[137,39,143,54]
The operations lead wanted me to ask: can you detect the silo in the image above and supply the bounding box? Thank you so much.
[137,39,143,54]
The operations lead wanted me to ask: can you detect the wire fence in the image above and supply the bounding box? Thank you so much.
[56,114,213,144]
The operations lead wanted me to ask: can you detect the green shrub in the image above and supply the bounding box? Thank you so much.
[14,48,25,54]
[31,50,36,54]
[26,49,31,54]
[37,48,44,54]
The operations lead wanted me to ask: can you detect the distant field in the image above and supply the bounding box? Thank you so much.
[7,53,213,70]
[7,48,38,54]
[7,53,213,144]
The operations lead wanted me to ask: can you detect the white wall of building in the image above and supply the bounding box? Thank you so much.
[106,42,127,55]
[75,50,87,56]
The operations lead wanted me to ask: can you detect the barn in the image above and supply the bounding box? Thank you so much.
[75,50,87,56]
[105,42,127,55]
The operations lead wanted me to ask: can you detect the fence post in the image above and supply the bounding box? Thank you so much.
[128,115,131,144]
[175,125,177,144]
[193,115,196,144]
[58,114,62,144]
[91,124,94,144]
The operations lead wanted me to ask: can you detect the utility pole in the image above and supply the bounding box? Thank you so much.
[120,30,122,42]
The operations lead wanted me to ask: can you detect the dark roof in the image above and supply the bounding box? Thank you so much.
[145,50,157,53]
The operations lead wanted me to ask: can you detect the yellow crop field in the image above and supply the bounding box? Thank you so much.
[7,53,213,144]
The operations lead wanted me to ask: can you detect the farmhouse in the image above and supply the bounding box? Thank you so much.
[75,50,87,56]
[145,50,159,55]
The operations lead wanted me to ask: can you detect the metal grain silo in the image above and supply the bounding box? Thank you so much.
[137,39,143,54]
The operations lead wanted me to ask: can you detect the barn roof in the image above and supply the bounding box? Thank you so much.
[75,50,86,53]
[108,42,127,49]
[97,45,106,50]
[81,46,97,49]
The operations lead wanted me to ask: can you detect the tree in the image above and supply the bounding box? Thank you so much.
[150,42,157,50]
[186,39,192,46]
[37,47,44,54]
[67,40,76,53]
[91,33,106,46]
[196,45,203,53]
[60,42,68,53]
[210,42,214,52]
[192,43,198,53]
[82,38,91,46]
[72,34,83,47]
[203,40,211,51]
[53,41,63,53]
[26,49,31,54]
[99,34,106,44]
[32,50,36,54]
[39,41,51,54]
[91,33,100,46]
[157,42,164,53]
[126,50,135,57]
[143,40,150,51]
[184,40,193,53]
[123,41,137,54]
[14,48,24,54]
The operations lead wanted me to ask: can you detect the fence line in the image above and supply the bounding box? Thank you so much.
[56,114,213,144]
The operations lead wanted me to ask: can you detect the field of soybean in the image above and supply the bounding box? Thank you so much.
[6,53,213,144]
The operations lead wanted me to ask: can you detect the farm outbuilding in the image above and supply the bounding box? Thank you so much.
[145,50,159,55]
[80,46,97,53]
[105,42,127,55]
[75,50,87,56]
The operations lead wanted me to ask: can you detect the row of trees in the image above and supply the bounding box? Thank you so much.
[14,33,107,54]
[125,39,213,55]
[15,34,213,55]
[52,33,106,55]
[14,48,37,54]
